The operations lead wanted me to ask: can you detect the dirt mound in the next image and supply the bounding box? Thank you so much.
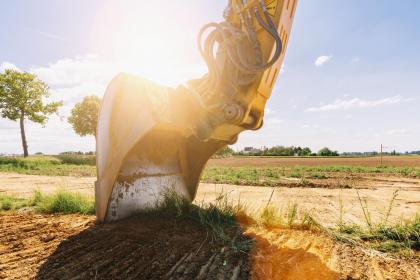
[245,226,419,280]
[0,214,419,280]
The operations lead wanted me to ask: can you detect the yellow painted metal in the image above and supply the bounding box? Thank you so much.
[95,0,298,222]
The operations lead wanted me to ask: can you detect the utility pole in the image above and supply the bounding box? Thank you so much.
[380,144,383,167]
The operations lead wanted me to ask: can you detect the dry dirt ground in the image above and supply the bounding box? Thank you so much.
[0,214,419,280]
[1,157,419,279]
[0,172,418,226]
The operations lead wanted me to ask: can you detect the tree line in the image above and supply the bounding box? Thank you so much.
[217,146,339,157]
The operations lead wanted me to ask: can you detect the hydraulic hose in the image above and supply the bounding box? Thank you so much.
[196,0,283,101]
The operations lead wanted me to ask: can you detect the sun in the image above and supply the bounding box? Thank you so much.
[90,1,206,87]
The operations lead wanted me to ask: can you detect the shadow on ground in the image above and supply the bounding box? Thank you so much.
[35,215,251,280]
[35,215,339,280]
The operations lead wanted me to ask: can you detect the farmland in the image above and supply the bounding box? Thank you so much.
[0,155,419,279]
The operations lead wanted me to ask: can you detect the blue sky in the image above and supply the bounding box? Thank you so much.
[1,0,419,154]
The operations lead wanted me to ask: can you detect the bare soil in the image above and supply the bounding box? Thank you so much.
[1,156,419,279]
[0,214,250,280]
[0,214,419,280]
[1,173,418,226]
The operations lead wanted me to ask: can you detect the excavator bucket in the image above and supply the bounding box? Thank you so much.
[95,0,298,222]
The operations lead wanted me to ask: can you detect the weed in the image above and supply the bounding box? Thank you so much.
[338,192,344,228]
[334,190,419,254]
[54,154,96,166]
[289,173,302,178]
[286,203,298,226]
[259,205,282,226]
[35,190,95,214]
[356,190,373,230]
[0,190,94,215]
[300,211,322,230]
[0,195,30,211]
[308,173,328,179]
[257,202,321,232]
[140,189,251,254]
[382,189,399,226]
[1,197,13,210]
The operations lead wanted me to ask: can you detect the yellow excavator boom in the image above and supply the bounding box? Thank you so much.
[95,0,298,222]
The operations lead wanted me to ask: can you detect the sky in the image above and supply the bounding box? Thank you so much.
[1,0,419,155]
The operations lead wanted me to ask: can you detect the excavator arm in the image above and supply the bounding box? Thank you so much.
[95,0,298,222]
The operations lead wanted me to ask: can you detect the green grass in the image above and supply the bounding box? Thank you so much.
[202,166,420,187]
[0,156,95,176]
[35,189,95,214]
[0,195,30,211]
[336,215,420,254]
[0,189,95,215]
[202,167,336,187]
[253,187,420,255]
[256,202,419,255]
[293,165,420,177]
[331,189,420,255]
[1,156,419,181]
[54,154,96,166]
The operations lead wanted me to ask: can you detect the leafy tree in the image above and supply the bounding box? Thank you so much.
[214,146,234,157]
[68,95,102,139]
[0,70,62,157]
[296,147,312,156]
[317,147,339,157]
[262,146,294,156]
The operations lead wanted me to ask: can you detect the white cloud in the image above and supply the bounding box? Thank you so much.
[386,128,408,135]
[0,62,20,72]
[31,55,113,87]
[305,95,414,112]
[351,57,360,63]
[315,55,332,67]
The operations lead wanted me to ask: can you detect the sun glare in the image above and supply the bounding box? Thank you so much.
[91,1,206,87]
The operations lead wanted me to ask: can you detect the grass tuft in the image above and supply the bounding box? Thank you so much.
[139,188,251,253]
[1,189,95,215]
[259,205,282,226]
[0,195,30,211]
[35,189,95,215]
[1,197,13,210]
[335,190,420,254]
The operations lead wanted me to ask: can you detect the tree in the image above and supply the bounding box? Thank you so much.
[0,70,62,157]
[214,146,235,157]
[264,146,294,156]
[68,95,102,138]
[317,147,339,157]
[297,147,312,156]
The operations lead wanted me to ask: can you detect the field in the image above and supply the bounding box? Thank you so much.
[0,155,419,279]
